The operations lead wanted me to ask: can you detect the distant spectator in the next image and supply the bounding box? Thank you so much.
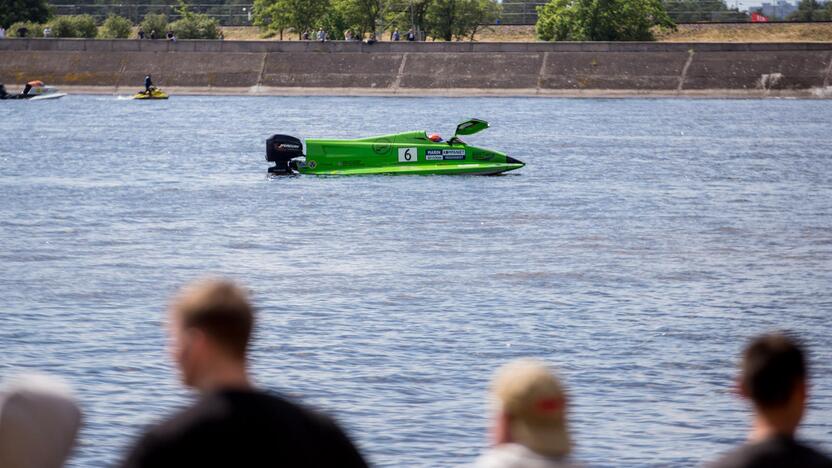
[138,28,145,39]
[392,29,400,41]
[120,278,369,468]
[218,30,224,40]
[43,27,52,38]
[301,30,309,40]
[364,32,376,45]
[17,27,28,38]
[344,29,353,41]
[472,359,580,468]
[406,28,415,41]
[166,30,173,40]
[709,333,832,468]
[0,373,82,468]
[150,29,156,40]
[316,28,327,42]
[0,26,6,39]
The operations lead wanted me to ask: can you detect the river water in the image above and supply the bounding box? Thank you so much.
[1,95,831,467]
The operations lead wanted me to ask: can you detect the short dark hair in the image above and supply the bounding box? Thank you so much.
[741,333,806,408]
[172,279,254,360]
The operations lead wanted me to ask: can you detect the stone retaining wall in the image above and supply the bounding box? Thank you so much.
[1,39,831,97]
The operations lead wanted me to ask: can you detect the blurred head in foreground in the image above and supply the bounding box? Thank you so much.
[0,374,82,468]
[168,278,254,391]
[709,333,832,468]
[123,278,369,468]
[738,333,807,436]
[491,358,571,458]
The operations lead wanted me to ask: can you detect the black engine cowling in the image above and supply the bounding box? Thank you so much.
[266,134,304,174]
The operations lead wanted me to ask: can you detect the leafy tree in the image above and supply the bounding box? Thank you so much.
[48,16,76,36]
[787,0,830,20]
[454,0,500,40]
[140,12,168,36]
[399,0,432,35]
[424,0,500,41]
[318,5,351,40]
[99,14,133,38]
[350,0,383,35]
[253,0,329,39]
[44,14,97,37]
[70,14,99,37]
[1,0,51,29]
[169,1,220,38]
[7,20,45,37]
[329,0,399,37]
[386,0,441,39]
[253,0,289,37]
[169,14,220,38]
[536,0,675,41]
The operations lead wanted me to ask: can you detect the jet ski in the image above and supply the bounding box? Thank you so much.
[0,81,66,100]
[133,87,169,100]
[266,119,524,176]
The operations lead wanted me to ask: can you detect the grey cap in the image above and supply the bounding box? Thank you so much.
[0,374,82,468]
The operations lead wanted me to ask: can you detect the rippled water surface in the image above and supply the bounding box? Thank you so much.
[1,95,831,467]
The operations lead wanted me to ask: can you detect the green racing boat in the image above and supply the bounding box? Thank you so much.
[266,118,524,176]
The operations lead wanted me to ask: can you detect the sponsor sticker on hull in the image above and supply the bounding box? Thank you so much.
[442,149,466,160]
[426,149,443,161]
[426,149,466,161]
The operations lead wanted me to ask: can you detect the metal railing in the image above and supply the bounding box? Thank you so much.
[47,2,255,25]
[43,1,831,26]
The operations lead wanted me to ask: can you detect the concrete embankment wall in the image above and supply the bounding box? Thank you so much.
[1,39,831,97]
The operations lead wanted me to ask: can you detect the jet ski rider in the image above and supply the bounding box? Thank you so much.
[144,74,153,95]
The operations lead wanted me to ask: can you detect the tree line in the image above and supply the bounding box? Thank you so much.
[3,0,832,43]
[1,0,222,38]
[251,0,501,41]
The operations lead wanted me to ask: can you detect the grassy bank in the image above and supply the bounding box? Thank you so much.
[481,23,832,42]
[656,22,832,42]
[219,23,832,42]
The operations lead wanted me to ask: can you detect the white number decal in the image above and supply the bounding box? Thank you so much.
[398,147,417,163]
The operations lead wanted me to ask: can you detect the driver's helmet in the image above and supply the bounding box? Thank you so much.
[428,133,443,142]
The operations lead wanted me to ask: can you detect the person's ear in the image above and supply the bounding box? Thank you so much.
[795,378,808,404]
[734,376,750,399]
[187,328,208,355]
[493,410,512,445]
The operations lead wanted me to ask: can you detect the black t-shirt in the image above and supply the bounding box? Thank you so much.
[121,389,368,468]
[710,435,832,468]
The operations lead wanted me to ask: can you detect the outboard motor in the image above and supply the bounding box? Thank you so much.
[266,134,304,174]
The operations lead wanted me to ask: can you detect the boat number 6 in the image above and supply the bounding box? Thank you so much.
[398,147,417,163]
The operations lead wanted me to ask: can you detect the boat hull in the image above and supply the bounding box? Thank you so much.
[266,122,525,176]
[132,89,169,100]
[293,134,524,176]
[297,161,523,176]
[29,93,66,100]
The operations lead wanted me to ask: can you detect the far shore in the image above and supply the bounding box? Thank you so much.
[7,85,831,99]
